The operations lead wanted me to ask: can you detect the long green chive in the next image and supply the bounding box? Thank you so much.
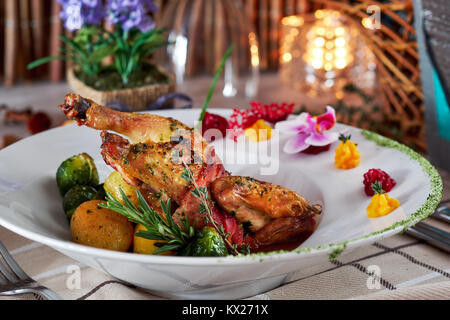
[196,44,235,130]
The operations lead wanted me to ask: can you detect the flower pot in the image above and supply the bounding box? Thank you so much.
[66,66,176,111]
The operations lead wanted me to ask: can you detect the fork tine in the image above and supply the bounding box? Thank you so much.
[0,269,8,285]
[0,259,17,283]
[0,241,29,281]
[0,241,62,300]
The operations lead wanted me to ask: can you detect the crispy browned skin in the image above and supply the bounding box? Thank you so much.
[210,176,321,232]
[101,131,224,202]
[254,217,316,246]
[61,93,189,143]
[100,131,227,225]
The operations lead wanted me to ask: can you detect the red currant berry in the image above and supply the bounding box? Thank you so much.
[363,169,396,196]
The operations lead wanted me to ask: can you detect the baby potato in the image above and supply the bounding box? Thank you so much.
[133,224,174,256]
[71,200,133,252]
[104,171,139,207]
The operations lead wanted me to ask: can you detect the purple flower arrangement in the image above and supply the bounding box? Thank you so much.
[58,0,104,31]
[106,0,158,32]
[57,0,158,32]
[29,0,167,86]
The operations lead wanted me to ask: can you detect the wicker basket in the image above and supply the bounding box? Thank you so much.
[306,0,424,150]
[66,66,176,111]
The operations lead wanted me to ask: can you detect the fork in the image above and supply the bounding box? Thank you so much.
[406,205,450,254]
[0,241,62,300]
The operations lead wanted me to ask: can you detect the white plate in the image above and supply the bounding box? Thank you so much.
[0,109,442,299]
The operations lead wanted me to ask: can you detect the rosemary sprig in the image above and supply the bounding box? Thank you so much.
[196,44,234,130]
[99,189,196,255]
[180,162,240,256]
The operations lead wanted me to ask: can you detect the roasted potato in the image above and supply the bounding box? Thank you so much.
[56,153,99,195]
[70,200,133,251]
[104,171,138,206]
[133,224,174,256]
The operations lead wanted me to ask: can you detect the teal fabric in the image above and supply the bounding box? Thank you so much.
[433,70,450,141]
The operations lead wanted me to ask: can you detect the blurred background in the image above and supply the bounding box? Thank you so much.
[0,0,448,172]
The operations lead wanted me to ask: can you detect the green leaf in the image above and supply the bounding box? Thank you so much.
[371,181,385,194]
[160,199,173,225]
[153,243,181,255]
[27,56,72,70]
[88,44,117,63]
[58,46,77,56]
[124,53,140,79]
[338,134,352,143]
[199,203,208,215]
[73,26,99,45]
[132,29,159,51]
[135,34,164,53]
[190,189,201,198]
[181,169,192,183]
[239,244,251,255]
[135,230,166,241]
[115,31,129,52]
[114,55,124,74]
[59,35,88,59]
[141,40,169,58]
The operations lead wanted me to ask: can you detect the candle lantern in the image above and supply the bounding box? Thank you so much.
[304,10,354,73]
[280,10,376,97]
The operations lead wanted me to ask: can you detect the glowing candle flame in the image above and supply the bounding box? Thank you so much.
[304,10,353,72]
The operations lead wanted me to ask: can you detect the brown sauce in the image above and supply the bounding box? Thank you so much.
[251,230,314,253]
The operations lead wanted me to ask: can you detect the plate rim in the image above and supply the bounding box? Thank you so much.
[0,109,442,264]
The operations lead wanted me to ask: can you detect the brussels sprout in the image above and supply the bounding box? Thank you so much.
[182,227,227,257]
[63,185,99,221]
[56,153,99,195]
[94,183,107,200]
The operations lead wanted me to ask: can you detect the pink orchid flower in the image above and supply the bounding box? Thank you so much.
[275,106,339,154]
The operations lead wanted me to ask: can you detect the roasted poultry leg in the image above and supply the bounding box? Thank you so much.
[100,130,228,226]
[61,94,322,249]
[211,176,321,246]
[61,94,243,242]
[61,93,190,144]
